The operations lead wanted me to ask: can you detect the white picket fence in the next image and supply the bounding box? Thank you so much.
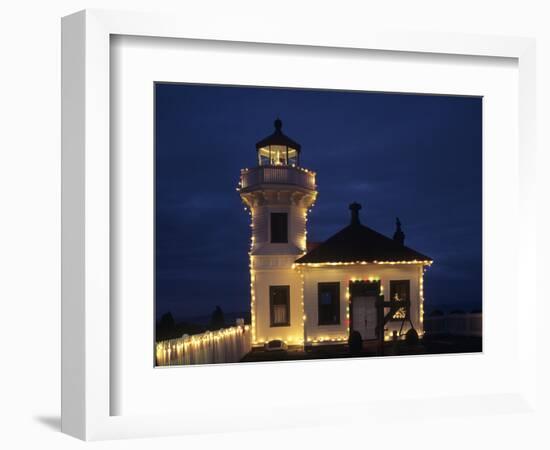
[424,312,482,337]
[155,320,252,366]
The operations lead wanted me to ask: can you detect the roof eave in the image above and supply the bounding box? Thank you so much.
[293,259,433,267]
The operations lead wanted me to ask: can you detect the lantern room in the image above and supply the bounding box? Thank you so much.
[256,118,301,166]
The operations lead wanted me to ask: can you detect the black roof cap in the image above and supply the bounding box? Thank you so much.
[295,204,432,264]
[255,118,302,151]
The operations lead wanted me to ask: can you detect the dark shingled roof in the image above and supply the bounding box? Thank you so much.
[295,204,432,265]
[255,118,302,152]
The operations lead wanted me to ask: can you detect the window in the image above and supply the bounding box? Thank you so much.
[269,145,287,165]
[389,280,410,321]
[270,213,288,243]
[270,286,290,327]
[258,147,270,166]
[318,282,340,325]
[287,148,299,166]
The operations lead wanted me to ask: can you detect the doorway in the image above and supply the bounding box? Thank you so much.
[350,280,382,341]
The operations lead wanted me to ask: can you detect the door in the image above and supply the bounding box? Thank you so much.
[352,295,378,340]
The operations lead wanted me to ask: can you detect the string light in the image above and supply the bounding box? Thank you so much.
[300,270,307,344]
[295,260,432,267]
[309,336,348,344]
[250,260,257,345]
[156,323,250,366]
[419,265,425,326]
[346,285,351,336]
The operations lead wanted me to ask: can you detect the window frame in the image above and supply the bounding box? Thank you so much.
[270,212,289,243]
[269,285,291,327]
[258,147,271,166]
[317,282,341,326]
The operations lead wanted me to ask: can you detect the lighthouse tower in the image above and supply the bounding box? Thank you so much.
[238,119,317,347]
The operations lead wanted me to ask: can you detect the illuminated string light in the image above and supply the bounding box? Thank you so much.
[345,285,351,336]
[294,260,433,267]
[155,323,250,366]
[250,261,257,344]
[300,270,307,345]
[309,336,348,344]
[419,265,425,326]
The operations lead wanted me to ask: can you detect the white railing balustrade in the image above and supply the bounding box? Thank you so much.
[156,320,252,366]
[424,312,482,337]
[240,166,316,190]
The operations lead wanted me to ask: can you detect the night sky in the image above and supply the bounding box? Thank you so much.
[155,83,482,323]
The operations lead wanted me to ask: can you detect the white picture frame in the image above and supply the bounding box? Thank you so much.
[61,9,538,441]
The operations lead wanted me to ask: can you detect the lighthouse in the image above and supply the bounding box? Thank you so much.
[238,119,318,346]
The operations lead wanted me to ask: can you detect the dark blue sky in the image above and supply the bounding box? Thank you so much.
[155,83,482,322]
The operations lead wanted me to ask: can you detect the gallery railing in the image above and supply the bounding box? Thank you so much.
[424,312,482,337]
[239,165,316,191]
[155,320,251,366]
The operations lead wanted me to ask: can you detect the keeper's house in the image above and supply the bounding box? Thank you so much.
[237,119,432,348]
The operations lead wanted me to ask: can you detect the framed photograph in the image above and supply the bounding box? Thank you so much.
[62,9,537,441]
[153,84,481,366]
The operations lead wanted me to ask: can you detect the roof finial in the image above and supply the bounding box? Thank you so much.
[274,117,282,132]
[349,202,362,226]
[393,217,405,245]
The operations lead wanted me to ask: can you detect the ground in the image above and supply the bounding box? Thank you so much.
[240,335,482,363]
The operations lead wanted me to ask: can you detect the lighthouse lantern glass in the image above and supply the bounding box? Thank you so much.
[257,145,299,166]
[258,147,270,165]
[287,148,298,166]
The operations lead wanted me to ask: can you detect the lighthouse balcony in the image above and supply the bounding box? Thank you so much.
[239,165,316,191]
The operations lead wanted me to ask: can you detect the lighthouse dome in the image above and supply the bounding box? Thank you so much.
[256,118,301,166]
